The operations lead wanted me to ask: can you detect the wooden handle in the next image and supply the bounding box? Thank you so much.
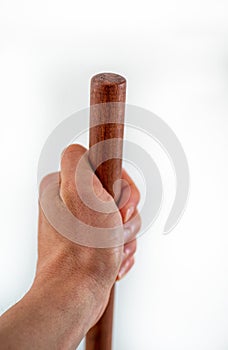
[86,73,126,350]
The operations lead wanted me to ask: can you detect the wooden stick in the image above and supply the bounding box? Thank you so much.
[86,73,126,350]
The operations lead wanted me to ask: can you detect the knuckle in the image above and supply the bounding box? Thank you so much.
[134,186,140,203]
[62,144,87,162]
[132,240,137,254]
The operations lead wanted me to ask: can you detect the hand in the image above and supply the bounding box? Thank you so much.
[37,144,141,324]
[0,144,141,350]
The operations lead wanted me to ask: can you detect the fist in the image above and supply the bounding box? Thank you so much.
[37,144,141,326]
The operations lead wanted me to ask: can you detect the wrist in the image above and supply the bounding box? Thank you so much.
[0,265,107,350]
[33,258,109,340]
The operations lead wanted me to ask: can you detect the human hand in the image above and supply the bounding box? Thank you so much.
[0,144,141,350]
[37,144,141,326]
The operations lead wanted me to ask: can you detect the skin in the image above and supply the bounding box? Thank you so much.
[0,144,141,349]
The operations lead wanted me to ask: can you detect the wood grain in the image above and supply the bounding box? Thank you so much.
[86,73,126,350]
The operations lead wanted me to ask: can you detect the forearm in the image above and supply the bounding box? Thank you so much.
[0,269,102,350]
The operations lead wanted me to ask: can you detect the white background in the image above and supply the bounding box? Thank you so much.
[0,1,228,349]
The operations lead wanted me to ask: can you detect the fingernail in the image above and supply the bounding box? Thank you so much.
[123,245,131,256]
[124,206,134,223]
[124,227,131,243]
[118,260,130,280]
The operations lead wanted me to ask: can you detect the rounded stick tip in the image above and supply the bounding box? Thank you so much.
[90,73,126,104]
[91,72,126,86]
